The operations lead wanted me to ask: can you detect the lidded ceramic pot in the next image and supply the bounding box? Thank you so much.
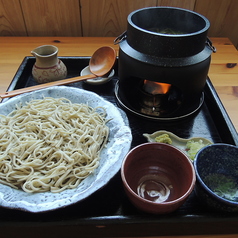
[31,45,67,83]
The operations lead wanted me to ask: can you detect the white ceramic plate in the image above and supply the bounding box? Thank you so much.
[0,86,132,213]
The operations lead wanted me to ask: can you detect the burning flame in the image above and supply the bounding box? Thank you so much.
[143,80,171,95]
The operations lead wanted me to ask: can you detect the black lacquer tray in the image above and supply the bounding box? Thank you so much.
[1,57,238,238]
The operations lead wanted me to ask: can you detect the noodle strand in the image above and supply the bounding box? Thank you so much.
[0,97,109,193]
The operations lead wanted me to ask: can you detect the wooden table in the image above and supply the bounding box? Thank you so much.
[0,37,238,238]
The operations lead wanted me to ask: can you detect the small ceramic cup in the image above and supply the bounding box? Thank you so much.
[121,142,196,214]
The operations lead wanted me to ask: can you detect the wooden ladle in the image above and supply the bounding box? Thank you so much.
[0,46,116,99]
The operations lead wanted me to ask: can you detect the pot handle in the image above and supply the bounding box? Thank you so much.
[114,31,127,45]
[206,37,216,53]
[114,33,217,53]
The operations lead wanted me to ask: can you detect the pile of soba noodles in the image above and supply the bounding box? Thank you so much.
[0,97,109,193]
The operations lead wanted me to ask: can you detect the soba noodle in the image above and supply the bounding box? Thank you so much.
[0,97,109,193]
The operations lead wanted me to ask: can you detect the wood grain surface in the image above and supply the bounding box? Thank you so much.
[0,0,238,49]
[20,0,82,36]
[157,0,196,9]
[0,0,26,36]
[80,0,157,37]
[195,0,238,49]
[207,38,238,130]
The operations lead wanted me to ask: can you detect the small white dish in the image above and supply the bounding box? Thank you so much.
[80,66,114,85]
[143,130,213,161]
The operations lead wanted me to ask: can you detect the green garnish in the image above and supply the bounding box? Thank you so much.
[204,173,238,201]
[155,134,172,144]
[186,140,208,160]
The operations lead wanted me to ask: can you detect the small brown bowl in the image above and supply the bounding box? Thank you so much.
[121,142,196,214]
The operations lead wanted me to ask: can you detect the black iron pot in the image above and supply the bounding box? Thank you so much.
[115,7,216,120]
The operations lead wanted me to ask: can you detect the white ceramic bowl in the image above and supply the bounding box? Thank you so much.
[80,66,115,85]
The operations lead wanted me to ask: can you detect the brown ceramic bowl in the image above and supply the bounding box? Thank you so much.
[121,142,196,214]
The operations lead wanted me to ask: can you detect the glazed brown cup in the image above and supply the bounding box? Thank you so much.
[121,142,196,214]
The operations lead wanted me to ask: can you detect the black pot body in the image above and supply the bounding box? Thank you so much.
[125,7,210,58]
[117,7,214,118]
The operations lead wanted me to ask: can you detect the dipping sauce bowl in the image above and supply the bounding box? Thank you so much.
[194,143,238,212]
[121,142,196,214]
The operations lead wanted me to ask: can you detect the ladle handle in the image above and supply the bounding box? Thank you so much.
[0,74,96,99]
